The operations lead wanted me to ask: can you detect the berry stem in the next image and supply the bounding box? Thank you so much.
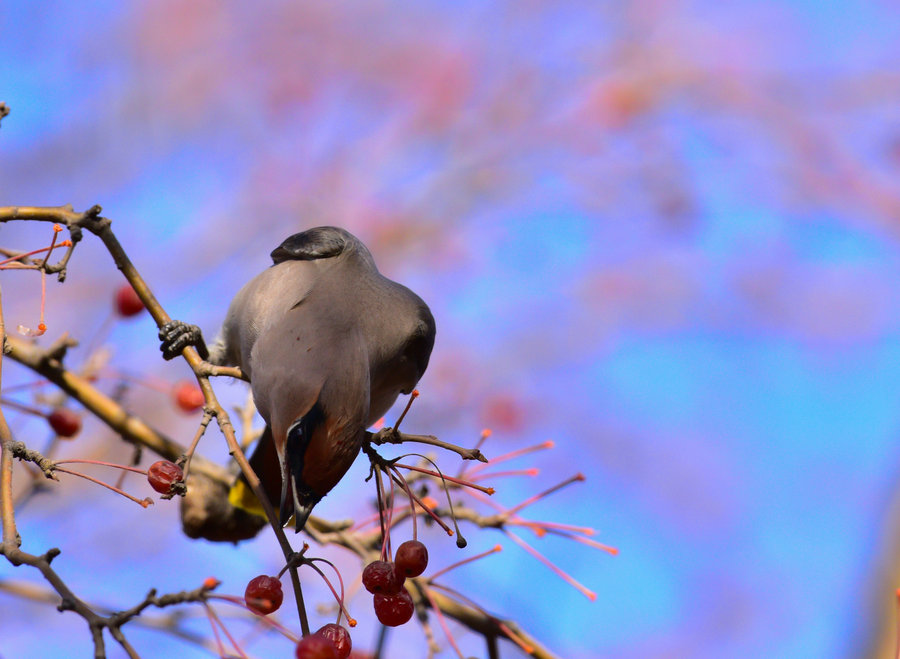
[202,602,227,658]
[421,586,467,659]
[465,488,506,513]
[393,465,418,541]
[52,459,148,475]
[393,389,418,432]
[497,621,536,656]
[510,519,594,536]
[203,601,249,658]
[54,466,154,508]
[465,439,554,476]
[391,454,468,546]
[98,368,175,394]
[384,470,397,558]
[387,466,454,537]
[427,545,502,581]
[0,378,50,393]
[503,529,597,601]
[454,428,491,479]
[393,462,495,494]
[0,397,46,417]
[503,473,585,518]
[113,445,142,491]
[278,543,310,578]
[307,559,356,627]
[37,224,61,270]
[474,428,491,450]
[208,595,299,642]
[530,526,618,556]
[38,268,46,332]
[374,465,389,561]
[468,468,538,481]
[428,583,535,655]
[0,240,70,268]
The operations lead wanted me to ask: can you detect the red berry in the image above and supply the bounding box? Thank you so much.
[147,460,183,494]
[362,560,401,595]
[47,408,81,438]
[244,575,283,615]
[114,284,144,317]
[394,540,428,578]
[373,586,414,627]
[172,381,204,413]
[314,623,352,659]
[295,634,338,659]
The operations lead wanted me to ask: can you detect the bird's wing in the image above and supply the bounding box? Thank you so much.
[217,260,321,377]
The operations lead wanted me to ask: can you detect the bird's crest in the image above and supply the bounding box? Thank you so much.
[270,227,350,264]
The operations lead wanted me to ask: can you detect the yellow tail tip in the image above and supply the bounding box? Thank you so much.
[227,479,266,518]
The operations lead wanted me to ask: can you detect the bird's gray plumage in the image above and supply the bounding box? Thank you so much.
[205,226,435,529]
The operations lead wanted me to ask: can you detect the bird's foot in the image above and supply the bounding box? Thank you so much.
[159,320,209,360]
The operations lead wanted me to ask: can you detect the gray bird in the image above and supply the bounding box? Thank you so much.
[160,227,435,531]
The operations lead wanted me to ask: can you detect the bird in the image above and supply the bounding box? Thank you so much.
[159,226,435,531]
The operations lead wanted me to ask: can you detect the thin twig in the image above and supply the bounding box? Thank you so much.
[180,409,213,481]
[369,428,488,463]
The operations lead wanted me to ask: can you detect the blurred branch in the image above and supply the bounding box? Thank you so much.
[421,585,558,659]
[1,281,108,657]
[0,577,226,654]
[4,333,228,483]
[0,273,232,657]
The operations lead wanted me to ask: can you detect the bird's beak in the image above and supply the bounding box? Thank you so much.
[278,477,317,532]
[291,499,315,532]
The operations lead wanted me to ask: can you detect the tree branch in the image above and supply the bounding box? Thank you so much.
[3,333,228,483]
[368,427,488,463]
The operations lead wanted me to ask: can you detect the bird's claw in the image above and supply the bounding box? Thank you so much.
[159,320,209,360]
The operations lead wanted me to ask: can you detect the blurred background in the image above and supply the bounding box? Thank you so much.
[3,1,900,657]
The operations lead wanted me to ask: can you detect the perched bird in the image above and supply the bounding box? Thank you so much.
[160,227,435,531]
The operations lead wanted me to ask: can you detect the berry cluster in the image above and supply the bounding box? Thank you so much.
[362,540,429,627]
[242,575,352,658]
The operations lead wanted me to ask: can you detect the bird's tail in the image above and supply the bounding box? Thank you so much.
[282,404,326,532]
[227,425,282,519]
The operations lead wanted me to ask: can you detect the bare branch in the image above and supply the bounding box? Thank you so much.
[369,427,488,463]
[6,440,57,479]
